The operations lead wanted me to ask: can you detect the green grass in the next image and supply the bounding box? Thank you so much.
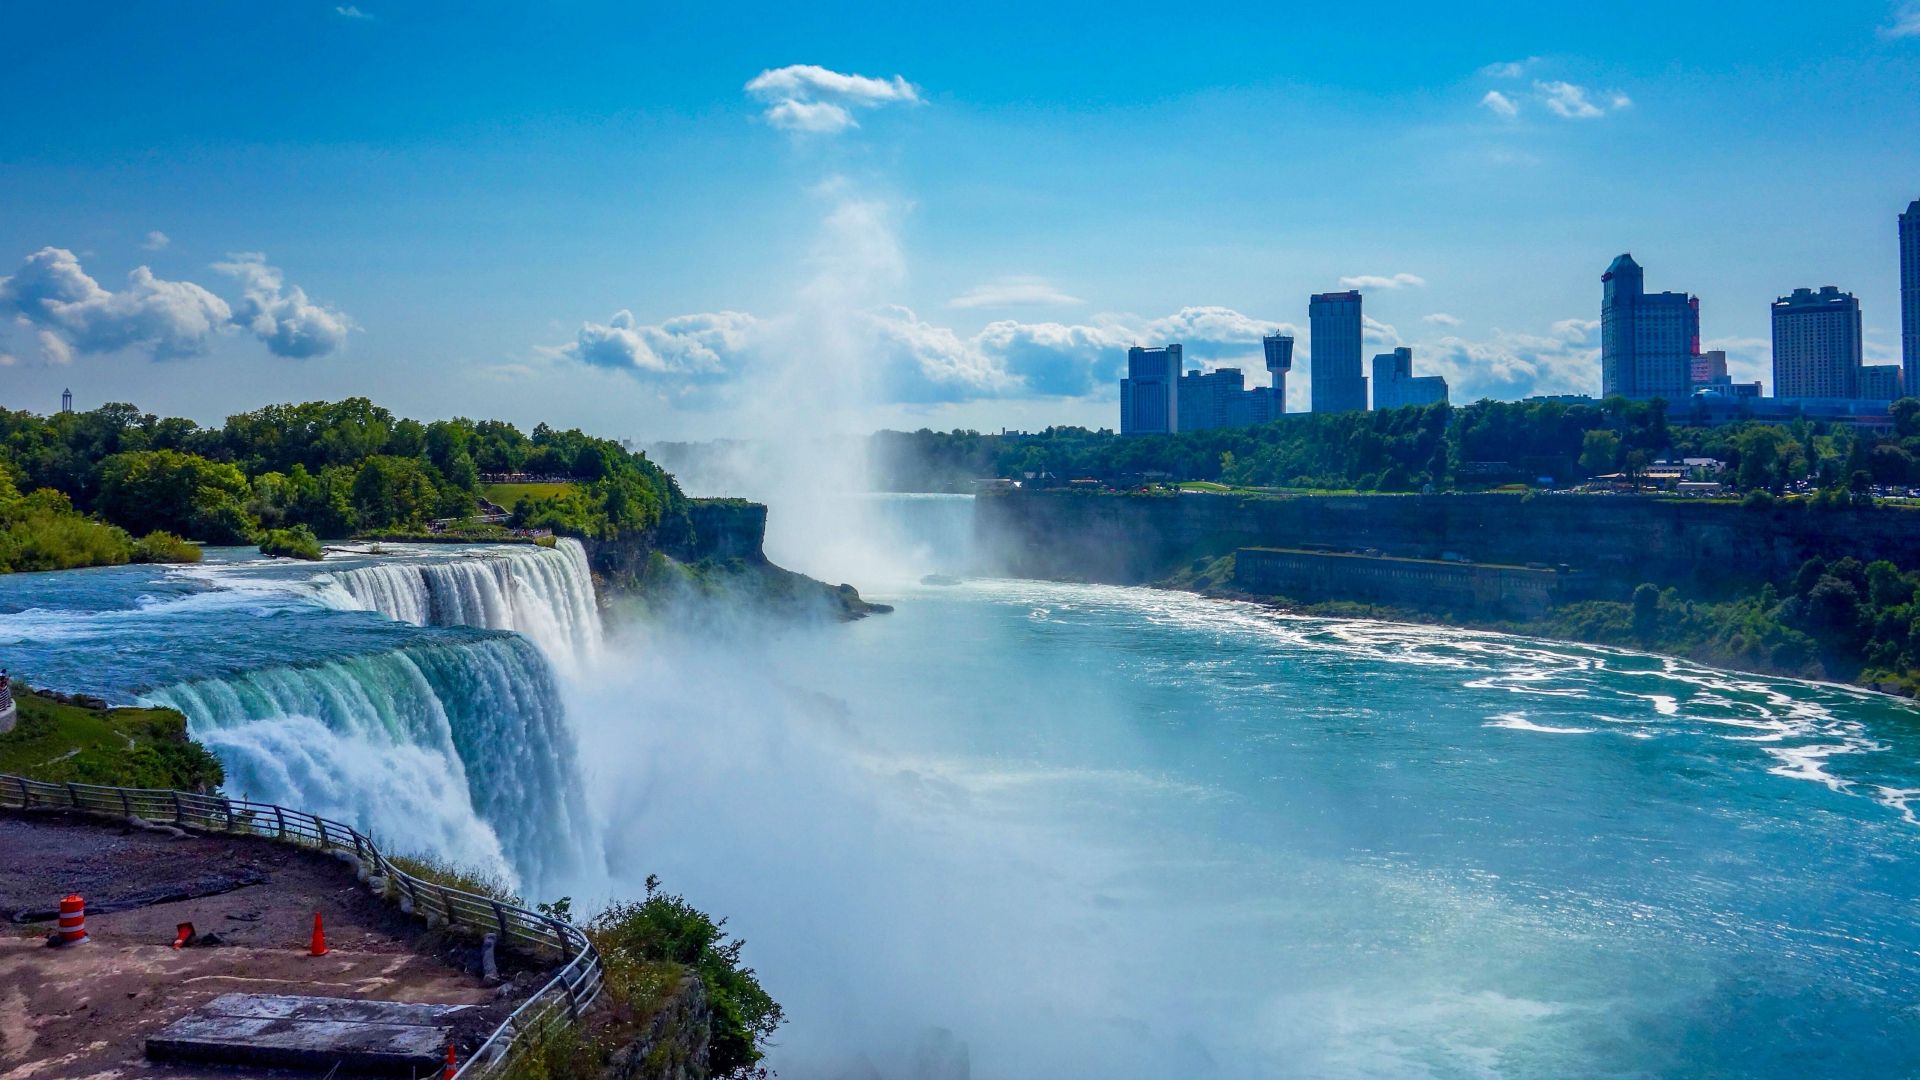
[383,851,519,904]
[0,688,224,790]
[483,482,579,510]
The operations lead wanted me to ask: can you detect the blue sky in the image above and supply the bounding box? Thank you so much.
[3,1,1919,438]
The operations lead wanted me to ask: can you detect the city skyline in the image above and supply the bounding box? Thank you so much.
[2,3,1918,438]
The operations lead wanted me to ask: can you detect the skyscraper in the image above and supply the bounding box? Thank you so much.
[1262,333,1294,414]
[1119,344,1182,434]
[1902,199,1919,396]
[1370,348,1448,410]
[1601,254,1699,401]
[1308,291,1367,413]
[1771,286,1862,399]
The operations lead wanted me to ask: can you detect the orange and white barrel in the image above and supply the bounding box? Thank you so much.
[55,894,88,945]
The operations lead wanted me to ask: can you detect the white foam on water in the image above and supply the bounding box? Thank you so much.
[1486,712,1596,735]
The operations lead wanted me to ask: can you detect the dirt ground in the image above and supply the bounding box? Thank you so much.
[0,810,548,1079]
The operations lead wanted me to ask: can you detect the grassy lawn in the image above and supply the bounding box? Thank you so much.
[0,689,223,789]
[481,482,578,509]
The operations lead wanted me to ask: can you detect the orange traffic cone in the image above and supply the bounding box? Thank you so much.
[308,911,329,956]
[443,1042,457,1079]
[172,922,194,950]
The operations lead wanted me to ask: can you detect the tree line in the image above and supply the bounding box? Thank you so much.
[0,398,690,571]
[873,397,1920,495]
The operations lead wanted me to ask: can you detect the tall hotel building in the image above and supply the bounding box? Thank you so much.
[1308,291,1367,413]
[1902,199,1919,395]
[1600,254,1698,401]
[1771,286,1862,400]
[1119,344,1182,434]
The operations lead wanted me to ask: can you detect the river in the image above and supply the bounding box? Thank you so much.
[2,498,1918,1077]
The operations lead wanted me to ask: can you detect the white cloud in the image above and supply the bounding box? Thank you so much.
[335,5,373,19]
[1340,272,1427,290]
[1884,3,1920,37]
[764,100,857,134]
[545,303,1298,404]
[1479,58,1538,78]
[1423,313,1463,327]
[949,277,1083,309]
[553,309,760,381]
[141,231,170,251]
[1479,90,1520,118]
[0,247,230,360]
[1413,318,1601,401]
[745,64,921,134]
[0,247,352,362]
[213,253,354,358]
[1138,306,1293,353]
[38,330,72,366]
[1534,80,1630,120]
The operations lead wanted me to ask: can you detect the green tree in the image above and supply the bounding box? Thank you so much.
[1578,429,1620,477]
[349,455,440,530]
[95,450,257,544]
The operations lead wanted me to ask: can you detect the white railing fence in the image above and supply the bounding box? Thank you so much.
[0,773,604,1079]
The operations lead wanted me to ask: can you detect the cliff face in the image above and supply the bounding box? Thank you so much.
[583,498,888,621]
[975,490,1920,593]
[580,499,769,590]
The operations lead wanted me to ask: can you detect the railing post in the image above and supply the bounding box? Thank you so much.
[118,788,132,817]
[170,790,183,825]
[440,886,458,926]
[315,817,329,849]
[550,919,569,958]
[222,797,234,831]
[274,805,287,839]
[490,899,510,940]
[16,775,30,807]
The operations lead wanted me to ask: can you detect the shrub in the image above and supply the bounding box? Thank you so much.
[130,530,201,564]
[259,524,324,561]
[589,875,782,1077]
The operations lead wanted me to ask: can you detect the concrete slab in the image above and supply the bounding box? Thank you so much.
[146,993,471,1075]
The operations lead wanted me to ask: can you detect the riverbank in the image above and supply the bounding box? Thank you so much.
[0,686,224,789]
[980,489,1920,700]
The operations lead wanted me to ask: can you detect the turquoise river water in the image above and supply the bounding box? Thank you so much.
[2,497,1918,1077]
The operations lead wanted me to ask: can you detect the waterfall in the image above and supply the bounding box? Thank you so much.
[144,633,601,897]
[324,538,602,666]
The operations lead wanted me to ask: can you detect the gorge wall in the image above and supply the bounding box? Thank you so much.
[975,490,1920,594]
[581,498,769,590]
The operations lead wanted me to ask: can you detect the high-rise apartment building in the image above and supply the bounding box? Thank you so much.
[1601,254,1699,401]
[1120,344,1182,434]
[1309,291,1367,413]
[1859,365,1903,402]
[1902,199,1919,395]
[1177,367,1279,431]
[1370,348,1448,410]
[1690,349,1728,387]
[1262,333,1294,414]
[1771,286,1862,400]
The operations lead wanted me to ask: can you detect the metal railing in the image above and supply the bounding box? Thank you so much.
[0,773,603,1079]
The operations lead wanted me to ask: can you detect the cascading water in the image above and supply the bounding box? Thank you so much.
[322,538,602,667]
[144,632,599,896]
